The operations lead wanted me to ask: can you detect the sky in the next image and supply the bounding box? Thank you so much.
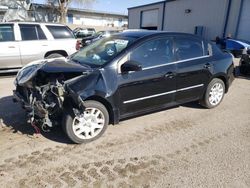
[34,0,161,14]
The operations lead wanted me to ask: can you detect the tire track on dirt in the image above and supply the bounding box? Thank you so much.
[0,132,230,187]
[0,119,194,170]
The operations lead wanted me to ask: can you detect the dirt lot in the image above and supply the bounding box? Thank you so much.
[0,68,249,187]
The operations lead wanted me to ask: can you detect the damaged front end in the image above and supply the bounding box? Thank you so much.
[13,59,93,131]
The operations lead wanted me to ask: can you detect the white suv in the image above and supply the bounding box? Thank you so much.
[0,22,78,73]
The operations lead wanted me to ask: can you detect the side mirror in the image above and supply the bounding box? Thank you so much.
[121,60,142,73]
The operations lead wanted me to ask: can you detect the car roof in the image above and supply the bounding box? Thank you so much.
[0,22,66,27]
[227,39,250,46]
[118,30,202,40]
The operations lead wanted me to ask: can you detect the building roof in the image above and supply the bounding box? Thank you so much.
[128,0,176,10]
[68,7,127,18]
[31,3,127,18]
[0,6,8,12]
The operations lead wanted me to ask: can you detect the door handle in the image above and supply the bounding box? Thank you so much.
[204,63,211,69]
[42,44,48,47]
[8,46,15,48]
[164,72,175,79]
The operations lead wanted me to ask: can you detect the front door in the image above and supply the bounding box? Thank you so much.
[118,37,177,116]
[0,24,21,69]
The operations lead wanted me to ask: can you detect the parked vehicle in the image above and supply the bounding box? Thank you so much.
[81,30,121,47]
[81,35,99,47]
[74,28,96,39]
[0,22,77,73]
[96,30,121,38]
[14,31,234,144]
[225,39,250,57]
[239,49,250,75]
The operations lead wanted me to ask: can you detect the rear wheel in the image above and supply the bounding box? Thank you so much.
[63,100,109,144]
[200,78,225,109]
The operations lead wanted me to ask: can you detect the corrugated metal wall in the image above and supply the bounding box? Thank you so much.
[128,0,248,41]
[163,0,228,40]
[225,0,242,38]
[236,0,250,41]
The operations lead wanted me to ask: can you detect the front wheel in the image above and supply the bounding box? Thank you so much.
[63,100,109,144]
[200,78,225,109]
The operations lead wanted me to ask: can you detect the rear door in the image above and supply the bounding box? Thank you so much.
[45,25,77,56]
[18,24,48,65]
[0,24,21,69]
[118,36,177,116]
[174,36,212,103]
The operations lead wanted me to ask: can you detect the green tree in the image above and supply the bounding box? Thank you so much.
[48,0,96,23]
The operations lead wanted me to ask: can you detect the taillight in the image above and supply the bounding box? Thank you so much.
[76,40,81,50]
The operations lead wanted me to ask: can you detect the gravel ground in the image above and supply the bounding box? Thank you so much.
[0,61,249,188]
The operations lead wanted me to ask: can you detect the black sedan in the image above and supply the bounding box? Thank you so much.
[14,31,235,143]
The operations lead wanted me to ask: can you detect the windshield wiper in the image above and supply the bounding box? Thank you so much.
[71,58,92,69]
[71,58,81,64]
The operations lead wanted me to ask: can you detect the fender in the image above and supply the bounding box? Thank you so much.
[64,68,120,124]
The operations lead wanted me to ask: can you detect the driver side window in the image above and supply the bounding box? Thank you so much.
[129,37,174,69]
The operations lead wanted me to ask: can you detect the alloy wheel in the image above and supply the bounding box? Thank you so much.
[72,107,105,140]
[208,83,224,106]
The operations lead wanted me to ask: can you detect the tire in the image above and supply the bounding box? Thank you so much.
[63,100,109,144]
[200,78,225,109]
[45,53,64,59]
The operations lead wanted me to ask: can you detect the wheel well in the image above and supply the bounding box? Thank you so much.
[85,96,115,125]
[215,76,228,93]
[44,50,68,58]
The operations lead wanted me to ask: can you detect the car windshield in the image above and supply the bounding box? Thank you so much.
[71,36,136,67]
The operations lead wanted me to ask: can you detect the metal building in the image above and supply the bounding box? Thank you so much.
[0,2,128,29]
[29,3,128,28]
[128,0,250,41]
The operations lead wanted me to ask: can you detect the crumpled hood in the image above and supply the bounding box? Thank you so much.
[15,58,93,87]
[39,59,92,73]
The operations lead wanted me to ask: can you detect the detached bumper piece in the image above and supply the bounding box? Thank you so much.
[240,54,250,75]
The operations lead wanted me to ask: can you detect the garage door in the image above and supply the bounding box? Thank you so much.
[237,0,250,41]
[141,9,159,30]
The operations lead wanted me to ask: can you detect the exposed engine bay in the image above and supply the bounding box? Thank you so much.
[14,59,93,132]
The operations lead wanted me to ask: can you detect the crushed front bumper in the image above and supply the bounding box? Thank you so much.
[13,90,32,111]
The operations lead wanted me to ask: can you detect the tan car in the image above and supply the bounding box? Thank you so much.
[0,22,78,73]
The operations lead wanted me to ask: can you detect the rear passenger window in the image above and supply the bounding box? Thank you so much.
[130,37,174,68]
[19,24,47,41]
[46,25,75,39]
[37,26,47,40]
[175,37,204,60]
[0,24,15,42]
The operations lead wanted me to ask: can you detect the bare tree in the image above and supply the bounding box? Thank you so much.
[48,0,96,24]
[0,0,31,21]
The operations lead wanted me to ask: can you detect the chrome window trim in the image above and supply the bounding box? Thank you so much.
[142,55,210,70]
[123,84,204,104]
